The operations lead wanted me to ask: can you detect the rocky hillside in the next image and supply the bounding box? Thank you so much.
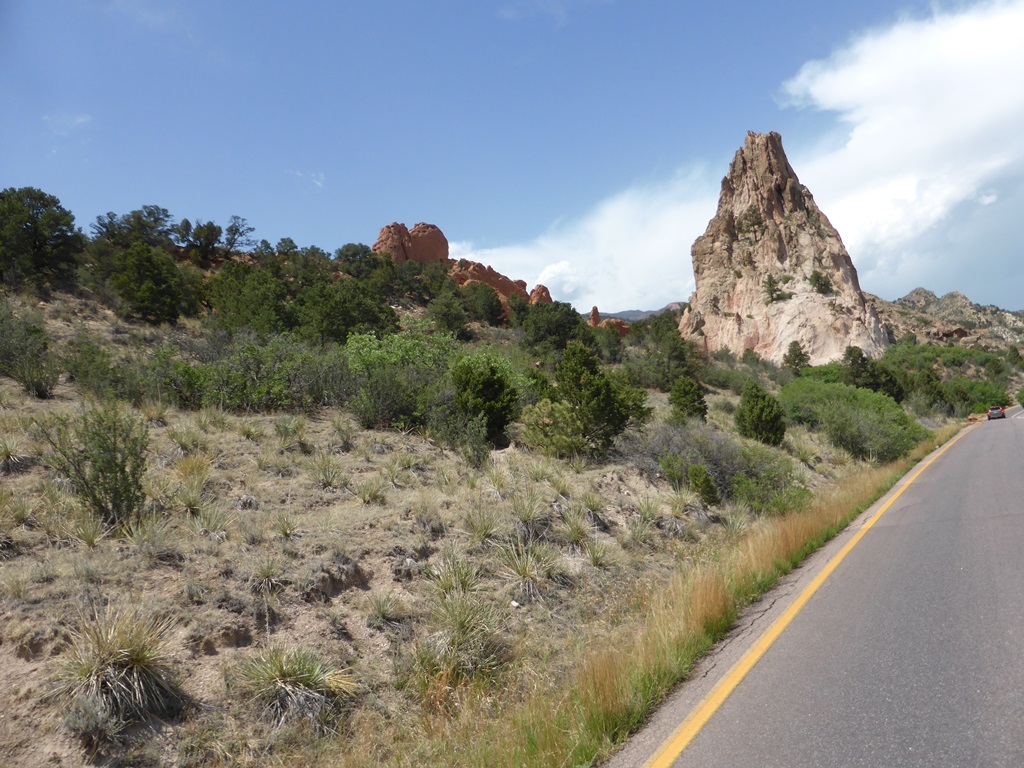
[678,131,888,365]
[868,288,1024,349]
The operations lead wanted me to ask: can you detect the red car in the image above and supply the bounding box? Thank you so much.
[988,406,1006,420]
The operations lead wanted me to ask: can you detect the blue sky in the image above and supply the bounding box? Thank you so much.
[3,1,1024,311]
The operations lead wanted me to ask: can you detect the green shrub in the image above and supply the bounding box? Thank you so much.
[0,186,84,289]
[622,330,699,391]
[460,282,505,326]
[518,399,588,458]
[0,302,61,398]
[668,376,707,422]
[37,404,149,530]
[111,243,183,324]
[734,380,786,446]
[199,335,320,412]
[780,378,928,462]
[293,278,399,346]
[809,270,833,295]
[728,445,810,514]
[519,300,594,354]
[343,332,458,430]
[782,340,810,374]
[688,464,720,507]
[553,342,650,455]
[426,289,469,338]
[452,353,521,445]
[622,422,806,515]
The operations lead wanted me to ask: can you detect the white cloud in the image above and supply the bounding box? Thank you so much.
[780,0,1024,300]
[451,170,717,312]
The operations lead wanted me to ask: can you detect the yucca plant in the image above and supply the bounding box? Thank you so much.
[186,506,233,539]
[65,513,108,549]
[497,539,558,601]
[236,419,264,442]
[166,424,206,456]
[366,591,406,629]
[430,547,479,597]
[249,554,286,598]
[138,399,168,426]
[0,434,30,474]
[463,503,503,546]
[329,415,356,452]
[233,645,357,730]
[356,475,388,506]
[307,451,349,491]
[558,502,594,551]
[52,606,184,730]
[125,515,180,566]
[273,414,308,452]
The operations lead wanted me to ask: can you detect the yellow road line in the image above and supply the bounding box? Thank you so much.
[642,424,979,768]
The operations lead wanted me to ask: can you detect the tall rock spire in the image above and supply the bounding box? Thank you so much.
[678,131,888,364]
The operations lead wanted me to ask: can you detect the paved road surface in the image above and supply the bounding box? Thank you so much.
[609,412,1024,767]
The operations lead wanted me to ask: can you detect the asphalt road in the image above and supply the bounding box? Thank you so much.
[609,411,1024,768]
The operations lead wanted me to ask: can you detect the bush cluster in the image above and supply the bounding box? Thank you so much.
[780,378,929,462]
[620,421,808,515]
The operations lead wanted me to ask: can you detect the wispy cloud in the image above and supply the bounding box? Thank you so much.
[287,170,326,189]
[42,113,93,137]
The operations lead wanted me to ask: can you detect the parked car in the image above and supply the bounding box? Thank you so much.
[988,406,1006,420]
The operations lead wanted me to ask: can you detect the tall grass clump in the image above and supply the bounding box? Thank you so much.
[233,645,357,731]
[52,606,184,744]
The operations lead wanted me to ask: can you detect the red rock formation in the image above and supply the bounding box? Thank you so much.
[529,284,552,304]
[372,221,553,315]
[449,258,553,310]
[587,306,630,338]
[372,222,449,265]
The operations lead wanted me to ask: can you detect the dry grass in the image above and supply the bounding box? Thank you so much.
[0,303,969,768]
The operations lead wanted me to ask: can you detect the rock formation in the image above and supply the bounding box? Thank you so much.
[449,259,552,309]
[371,222,553,312]
[588,306,630,338]
[372,222,449,265]
[678,131,888,365]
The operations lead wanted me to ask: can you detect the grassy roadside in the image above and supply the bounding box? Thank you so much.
[426,423,964,768]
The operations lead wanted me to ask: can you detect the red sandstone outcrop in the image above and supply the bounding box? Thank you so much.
[449,259,553,309]
[678,131,887,365]
[372,222,449,265]
[529,285,553,304]
[372,222,553,312]
[588,306,630,338]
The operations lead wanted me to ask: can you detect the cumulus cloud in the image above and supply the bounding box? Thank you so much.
[451,170,717,312]
[781,0,1024,302]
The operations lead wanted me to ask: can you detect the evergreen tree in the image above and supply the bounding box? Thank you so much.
[735,380,786,446]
